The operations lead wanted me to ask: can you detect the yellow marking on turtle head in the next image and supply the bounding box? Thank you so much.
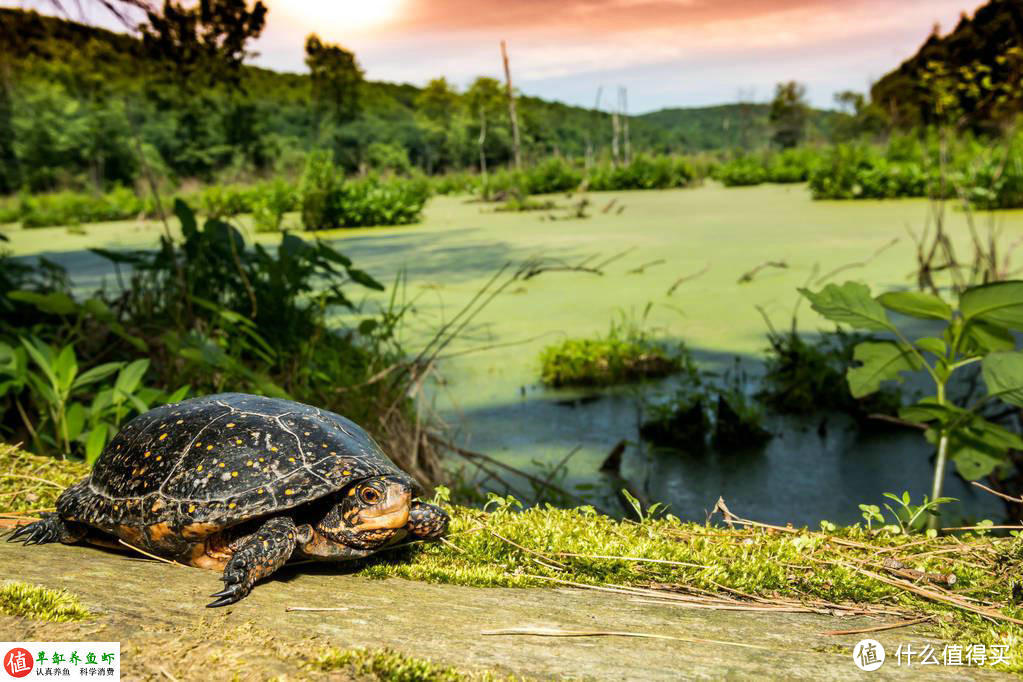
[143,451,151,458]
[348,489,356,496]
[159,433,168,440]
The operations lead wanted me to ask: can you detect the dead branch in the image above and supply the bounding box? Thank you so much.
[737,260,787,284]
[666,263,711,295]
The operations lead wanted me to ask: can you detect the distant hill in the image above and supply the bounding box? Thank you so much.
[871,0,1023,128]
[636,104,840,151]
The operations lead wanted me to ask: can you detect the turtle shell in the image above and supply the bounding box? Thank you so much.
[67,393,413,531]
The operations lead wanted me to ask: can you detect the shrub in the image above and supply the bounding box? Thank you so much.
[299,150,346,229]
[18,187,145,228]
[716,157,767,187]
[198,184,256,219]
[251,178,296,233]
[540,319,687,387]
[365,141,412,174]
[524,157,583,194]
[588,155,695,191]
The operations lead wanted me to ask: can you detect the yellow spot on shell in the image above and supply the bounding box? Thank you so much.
[176,420,183,424]
[227,423,236,428]
[270,447,278,452]
[285,489,295,495]
[304,432,310,436]
[196,465,203,472]
[188,505,195,513]
[228,502,236,509]
[235,439,242,445]
[322,443,328,448]
[246,460,253,466]
[342,470,351,476]
[207,445,214,451]
[231,471,238,477]
[258,488,264,494]
[288,457,295,463]
[155,456,162,461]
[144,451,151,458]
[258,457,265,462]
[218,462,225,468]
[159,433,168,440]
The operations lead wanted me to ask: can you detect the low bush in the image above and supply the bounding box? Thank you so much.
[716,157,767,187]
[17,186,144,228]
[524,156,583,194]
[588,154,696,191]
[251,178,297,233]
[539,319,687,388]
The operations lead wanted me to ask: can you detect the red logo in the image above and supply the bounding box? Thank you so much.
[3,647,33,678]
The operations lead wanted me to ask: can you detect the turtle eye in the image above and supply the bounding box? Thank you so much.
[360,487,381,504]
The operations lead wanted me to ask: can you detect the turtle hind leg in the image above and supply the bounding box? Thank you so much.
[207,516,302,608]
[6,513,87,546]
[406,501,449,540]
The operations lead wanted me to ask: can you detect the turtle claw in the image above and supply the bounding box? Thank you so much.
[206,582,247,608]
[7,518,57,545]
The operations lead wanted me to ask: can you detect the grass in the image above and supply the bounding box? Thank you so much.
[0,442,89,513]
[310,647,512,681]
[0,581,90,622]
[4,445,1023,671]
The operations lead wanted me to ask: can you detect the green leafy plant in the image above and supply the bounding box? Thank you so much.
[800,280,1023,528]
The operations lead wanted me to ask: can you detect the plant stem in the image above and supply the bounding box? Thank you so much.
[929,433,950,531]
[928,381,950,532]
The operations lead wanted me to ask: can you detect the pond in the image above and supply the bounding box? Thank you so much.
[8,183,1023,525]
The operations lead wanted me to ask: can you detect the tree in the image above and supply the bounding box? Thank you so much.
[141,0,267,89]
[832,90,888,141]
[769,81,809,149]
[414,78,460,173]
[465,77,504,174]
[305,34,364,127]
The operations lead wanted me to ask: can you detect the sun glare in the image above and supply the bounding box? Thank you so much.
[277,0,405,33]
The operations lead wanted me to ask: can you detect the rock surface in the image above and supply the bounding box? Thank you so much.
[0,541,1010,680]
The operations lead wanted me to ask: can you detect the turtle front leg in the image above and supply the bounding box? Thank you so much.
[406,501,449,540]
[207,516,304,608]
[6,513,86,546]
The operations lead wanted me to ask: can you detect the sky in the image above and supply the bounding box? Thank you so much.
[5,0,990,113]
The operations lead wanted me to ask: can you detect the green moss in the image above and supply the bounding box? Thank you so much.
[309,646,508,681]
[354,503,1023,672]
[0,581,90,622]
[539,322,686,387]
[0,443,89,513]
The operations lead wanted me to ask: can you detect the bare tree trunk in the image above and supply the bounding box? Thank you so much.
[621,87,630,165]
[611,97,620,167]
[501,40,522,171]
[478,105,488,179]
[587,86,603,169]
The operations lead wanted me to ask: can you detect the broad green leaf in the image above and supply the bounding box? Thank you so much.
[174,198,197,239]
[877,291,952,321]
[164,385,190,404]
[65,402,86,442]
[967,415,1023,451]
[54,344,78,393]
[114,359,150,395]
[960,281,1023,330]
[85,424,108,465]
[799,282,893,331]
[846,341,923,398]
[949,434,1009,481]
[982,351,1023,407]
[915,337,947,357]
[7,291,78,315]
[964,320,1015,353]
[72,362,124,390]
[20,338,57,388]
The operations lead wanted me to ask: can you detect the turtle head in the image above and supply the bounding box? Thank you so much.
[318,475,412,549]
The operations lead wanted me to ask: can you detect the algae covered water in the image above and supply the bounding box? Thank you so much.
[9,184,1022,525]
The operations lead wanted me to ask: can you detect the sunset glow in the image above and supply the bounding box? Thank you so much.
[273,0,405,33]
